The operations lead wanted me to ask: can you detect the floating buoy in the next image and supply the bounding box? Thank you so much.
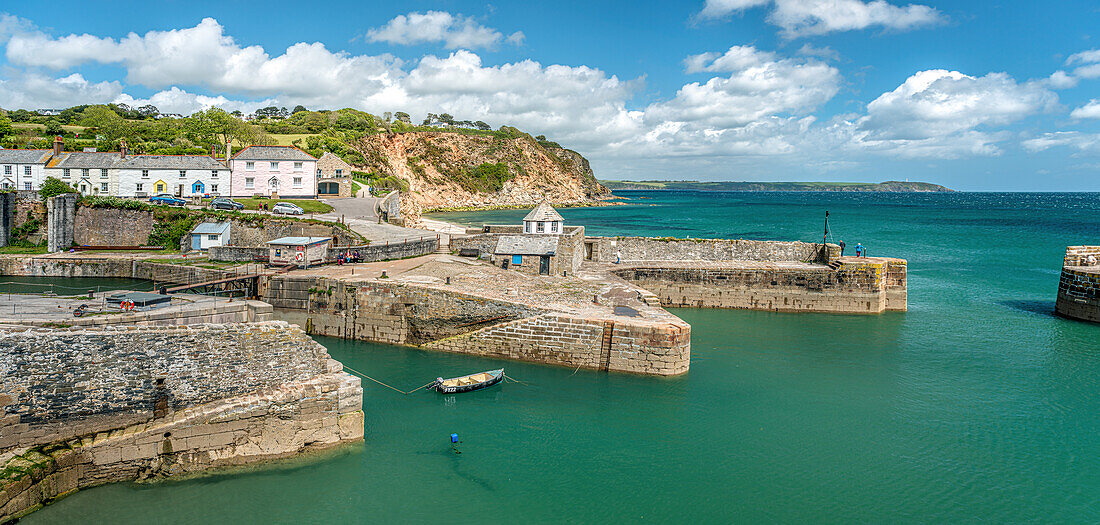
[450,433,459,443]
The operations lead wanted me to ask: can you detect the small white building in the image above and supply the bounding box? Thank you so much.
[189,222,231,251]
[0,148,52,191]
[523,202,564,234]
[266,236,331,267]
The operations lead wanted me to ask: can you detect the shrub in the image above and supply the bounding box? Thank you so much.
[38,177,77,200]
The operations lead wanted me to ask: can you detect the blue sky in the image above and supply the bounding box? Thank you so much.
[2,1,1100,190]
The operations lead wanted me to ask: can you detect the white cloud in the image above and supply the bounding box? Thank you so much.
[506,31,526,46]
[1022,131,1100,153]
[365,11,510,50]
[112,87,276,116]
[0,72,122,109]
[1070,99,1100,119]
[699,0,945,37]
[1066,48,1100,79]
[856,70,1056,142]
[797,43,840,61]
[1046,70,1078,89]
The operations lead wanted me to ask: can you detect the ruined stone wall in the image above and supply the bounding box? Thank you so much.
[586,236,839,264]
[74,207,155,246]
[12,192,45,245]
[1056,267,1100,323]
[0,192,13,248]
[46,193,76,252]
[0,322,363,521]
[613,259,907,314]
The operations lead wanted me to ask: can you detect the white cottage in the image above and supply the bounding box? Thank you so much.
[523,203,564,234]
[189,222,231,251]
[0,148,53,191]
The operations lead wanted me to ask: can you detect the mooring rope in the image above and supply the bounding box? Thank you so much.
[341,364,434,395]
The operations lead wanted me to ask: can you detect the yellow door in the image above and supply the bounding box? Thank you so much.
[154,180,167,193]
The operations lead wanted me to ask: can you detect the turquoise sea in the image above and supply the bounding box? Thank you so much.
[23,191,1100,523]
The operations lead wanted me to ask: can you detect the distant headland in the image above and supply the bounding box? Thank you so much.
[599,180,955,192]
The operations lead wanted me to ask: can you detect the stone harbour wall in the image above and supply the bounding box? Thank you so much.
[266,275,690,375]
[1063,245,1100,267]
[1055,267,1100,323]
[614,258,907,314]
[425,312,690,375]
[0,322,363,521]
[0,256,242,287]
[586,236,839,264]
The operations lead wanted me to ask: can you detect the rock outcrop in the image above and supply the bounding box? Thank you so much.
[352,131,610,222]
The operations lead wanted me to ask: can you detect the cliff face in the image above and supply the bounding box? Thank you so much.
[351,132,609,221]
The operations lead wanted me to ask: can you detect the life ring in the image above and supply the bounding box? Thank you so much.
[120,300,135,311]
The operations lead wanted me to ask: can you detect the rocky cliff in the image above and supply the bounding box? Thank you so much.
[350,131,610,222]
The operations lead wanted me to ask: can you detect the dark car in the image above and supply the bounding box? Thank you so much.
[209,197,244,210]
[149,194,185,206]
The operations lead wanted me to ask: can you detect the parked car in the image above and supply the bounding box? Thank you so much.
[209,197,244,210]
[149,194,185,206]
[271,202,304,215]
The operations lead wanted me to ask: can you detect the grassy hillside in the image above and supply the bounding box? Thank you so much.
[600,180,955,192]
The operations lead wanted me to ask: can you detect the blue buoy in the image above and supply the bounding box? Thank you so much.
[450,433,459,443]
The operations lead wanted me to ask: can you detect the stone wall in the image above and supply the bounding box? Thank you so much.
[585,236,839,264]
[208,246,269,262]
[12,191,46,245]
[425,313,690,375]
[0,322,363,521]
[451,226,585,276]
[265,275,691,375]
[74,207,155,247]
[613,258,907,314]
[0,257,242,288]
[0,300,273,329]
[1055,246,1100,323]
[327,238,437,264]
[228,218,358,248]
[46,193,77,252]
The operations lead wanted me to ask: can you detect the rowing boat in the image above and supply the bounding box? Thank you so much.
[431,369,504,394]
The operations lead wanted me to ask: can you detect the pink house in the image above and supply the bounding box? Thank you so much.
[228,146,318,198]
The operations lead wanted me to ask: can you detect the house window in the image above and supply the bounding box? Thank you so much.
[293,162,303,170]
[136,183,143,192]
[316,169,322,178]
[24,166,31,176]
[551,222,559,233]
[208,234,219,241]
[211,170,218,178]
[245,177,254,189]
[179,170,186,178]
[246,161,255,170]
[24,182,32,190]
[536,221,545,233]
[100,182,108,193]
[141,169,149,178]
[269,161,279,171]
[512,255,523,265]
[3,166,10,175]
[81,168,90,178]
[525,222,532,233]
[211,184,218,192]
[100,169,108,178]
[292,177,302,187]
[335,169,343,177]
[62,169,70,178]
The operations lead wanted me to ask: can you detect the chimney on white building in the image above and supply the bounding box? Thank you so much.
[119,140,128,159]
[53,136,62,158]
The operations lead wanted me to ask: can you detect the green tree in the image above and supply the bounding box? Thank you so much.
[79,105,125,140]
[39,177,76,200]
[43,119,63,136]
[0,113,12,139]
[395,111,411,124]
[292,105,308,114]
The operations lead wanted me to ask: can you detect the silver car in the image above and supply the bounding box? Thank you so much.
[271,202,304,215]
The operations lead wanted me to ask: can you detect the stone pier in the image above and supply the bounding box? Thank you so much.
[1055,246,1100,323]
[0,322,363,521]
[46,193,77,253]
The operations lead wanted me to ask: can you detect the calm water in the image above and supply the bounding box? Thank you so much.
[25,192,1100,523]
[0,276,154,295]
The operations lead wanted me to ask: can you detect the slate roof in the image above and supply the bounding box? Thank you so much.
[51,152,122,169]
[494,235,557,256]
[0,149,52,164]
[267,236,331,246]
[523,203,564,222]
[115,155,228,170]
[232,146,316,161]
[191,222,231,235]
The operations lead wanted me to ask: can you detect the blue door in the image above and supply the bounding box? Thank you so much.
[192,235,202,251]
[192,181,204,194]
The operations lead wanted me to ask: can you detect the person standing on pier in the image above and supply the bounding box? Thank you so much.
[855,243,865,258]
[840,240,846,256]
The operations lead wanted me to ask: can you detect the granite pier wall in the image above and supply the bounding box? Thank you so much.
[613,258,907,314]
[0,322,363,522]
[0,256,245,286]
[1055,246,1100,323]
[265,276,690,375]
[585,236,840,264]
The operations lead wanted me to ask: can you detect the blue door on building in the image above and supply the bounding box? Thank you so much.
[192,181,204,194]
[191,235,202,251]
